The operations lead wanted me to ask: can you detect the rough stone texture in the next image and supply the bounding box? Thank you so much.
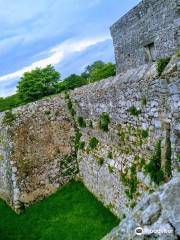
[0,95,78,212]
[71,56,180,217]
[102,174,180,240]
[110,0,180,73]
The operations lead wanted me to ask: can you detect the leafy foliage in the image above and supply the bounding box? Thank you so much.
[99,112,110,131]
[128,106,141,116]
[2,111,16,126]
[82,61,116,83]
[96,157,104,166]
[141,96,147,106]
[121,162,138,200]
[107,152,113,159]
[0,94,21,112]
[77,116,86,128]
[1,61,116,112]
[57,74,87,92]
[156,57,171,77]
[89,137,99,149]
[17,65,60,103]
[144,140,164,185]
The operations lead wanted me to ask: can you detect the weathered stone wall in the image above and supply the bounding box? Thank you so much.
[110,0,180,73]
[0,95,78,212]
[0,57,179,215]
[71,56,180,217]
[103,174,180,240]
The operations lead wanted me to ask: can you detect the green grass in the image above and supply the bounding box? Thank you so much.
[0,181,119,240]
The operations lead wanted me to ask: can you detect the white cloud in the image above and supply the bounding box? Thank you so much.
[0,36,110,82]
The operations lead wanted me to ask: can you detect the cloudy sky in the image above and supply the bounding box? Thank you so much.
[0,0,140,97]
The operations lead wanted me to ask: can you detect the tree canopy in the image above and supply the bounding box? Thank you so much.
[1,61,116,112]
[17,65,60,103]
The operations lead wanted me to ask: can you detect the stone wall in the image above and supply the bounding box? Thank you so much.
[0,56,179,215]
[71,56,180,217]
[0,95,78,212]
[110,0,180,73]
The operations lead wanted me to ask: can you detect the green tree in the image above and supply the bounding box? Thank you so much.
[17,65,60,103]
[0,94,21,112]
[57,74,87,92]
[81,61,116,83]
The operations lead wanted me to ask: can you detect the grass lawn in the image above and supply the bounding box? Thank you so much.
[0,181,119,240]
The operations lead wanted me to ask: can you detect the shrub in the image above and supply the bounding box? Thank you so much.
[78,141,85,150]
[67,100,73,110]
[141,129,149,138]
[77,116,86,128]
[99,112,110,131]
[2,111,16,126]
[96,157,104,166]
[75,130,82,151]
[141,96,147,106]
[107,152,113,159]
[157,57,171,77]
[128,106,141,116]
[89,137,99,149]
[144,140,164,185]
[108,165,113,173]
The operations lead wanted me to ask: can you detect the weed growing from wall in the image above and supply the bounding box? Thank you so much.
[157,57,171,77]
[2,111,16,126]
[120,162,138,200]
[99,112,110,131]
[165,138,172,179]
[141,96,147,106]
[144,140,164,185]
[89,137,99,149]
[96,156,104,166]
[107,152,113,159]
[77,116,86,128]
[108,165,113,173]
[128,106,141,116]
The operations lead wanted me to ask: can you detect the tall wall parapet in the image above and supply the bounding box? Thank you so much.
[110,0,180,73]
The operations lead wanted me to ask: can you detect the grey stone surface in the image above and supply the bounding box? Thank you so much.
[102,174,180,240]
[110,0,179,73]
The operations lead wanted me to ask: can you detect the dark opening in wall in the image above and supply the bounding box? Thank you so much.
[144,42,156,63]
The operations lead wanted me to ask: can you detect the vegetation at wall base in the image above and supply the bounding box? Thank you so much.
[0,181,119,240]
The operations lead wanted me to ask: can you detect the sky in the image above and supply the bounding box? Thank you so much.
[0,0,140,97]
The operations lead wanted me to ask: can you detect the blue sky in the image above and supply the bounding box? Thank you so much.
[0,0,140,97]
